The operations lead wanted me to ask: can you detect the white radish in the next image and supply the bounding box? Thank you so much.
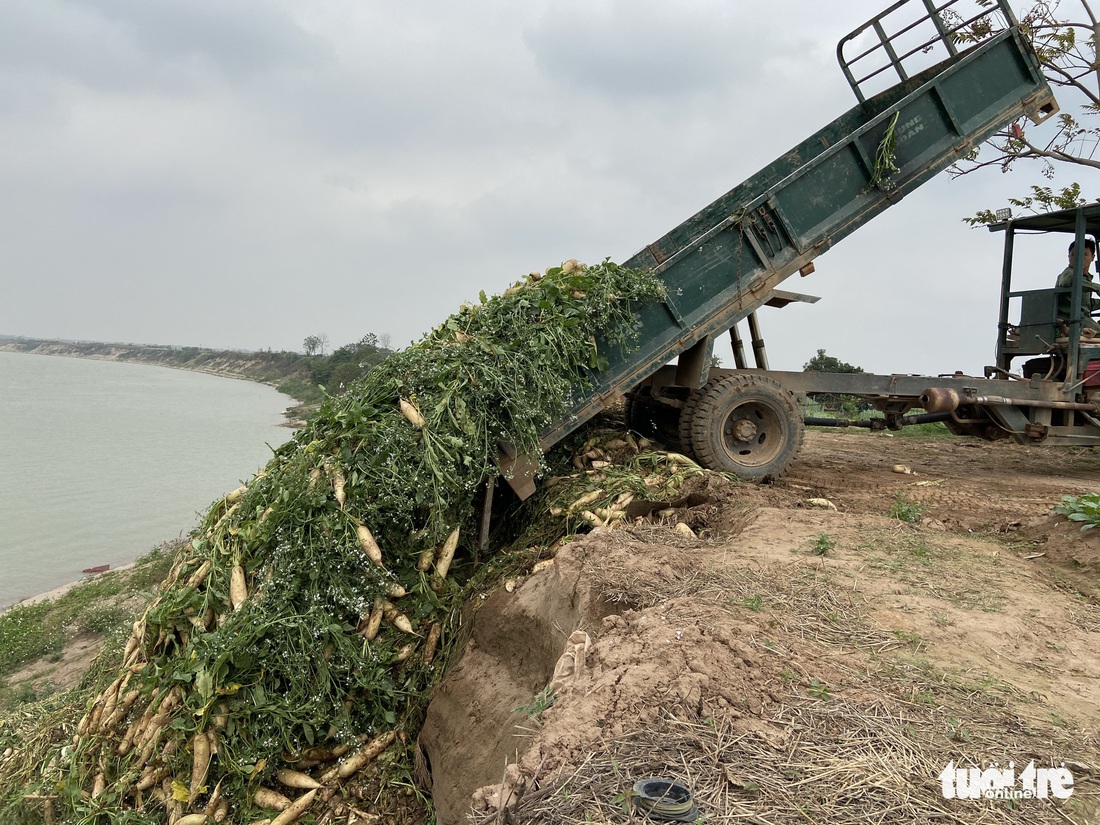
[382,601,415,634]
[399,399,425,429]
[275,769,321,790]
[337,731,397,779]
[270,788,318,825]
[190,730,212,801]
[230,563,248,610]
[360,598,384,641]
[434,528,460,580]
[331,469,347,508]
[253,788,292,811]
[423,622,442,666]
[355,524,383,567]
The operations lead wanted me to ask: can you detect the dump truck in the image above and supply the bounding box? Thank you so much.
[498,0,1088,497]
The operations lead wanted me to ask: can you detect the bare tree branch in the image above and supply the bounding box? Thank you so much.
[949,0,1100,218]
[1043,53,1100,104]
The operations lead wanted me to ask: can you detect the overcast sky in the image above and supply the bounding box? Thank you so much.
[0,0,1086,376]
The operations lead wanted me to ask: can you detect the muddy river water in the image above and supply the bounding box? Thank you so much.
[0,351,292,609]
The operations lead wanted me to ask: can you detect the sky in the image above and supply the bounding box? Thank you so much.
[0,0,1088,376]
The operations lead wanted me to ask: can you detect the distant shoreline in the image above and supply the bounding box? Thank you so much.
[0,338,311,427]
[0,341,274,385]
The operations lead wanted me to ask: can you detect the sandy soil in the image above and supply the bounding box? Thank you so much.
[421,430,1100,825]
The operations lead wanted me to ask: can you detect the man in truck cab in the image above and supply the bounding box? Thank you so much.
[1056,238,1100,335]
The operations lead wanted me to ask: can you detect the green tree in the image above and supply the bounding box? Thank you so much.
[309,333,395,392]
[803,349,864,374]
[803,349,868,414]
[948,1,1099,222]
[303,335,323,356]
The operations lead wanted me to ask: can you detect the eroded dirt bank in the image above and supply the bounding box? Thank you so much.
[422,430,1100,824]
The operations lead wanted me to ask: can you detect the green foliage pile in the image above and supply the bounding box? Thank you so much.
[1,260,664,824]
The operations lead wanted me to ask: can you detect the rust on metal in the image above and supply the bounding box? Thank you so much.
[922,385,1099,413]
[920,387,961,413]
[646,242,668,265]
[599,389,625,407]
[1024,423,1049,440]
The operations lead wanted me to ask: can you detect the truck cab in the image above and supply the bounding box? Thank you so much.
[993,204,1100,403]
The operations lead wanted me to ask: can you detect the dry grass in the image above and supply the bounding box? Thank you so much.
[591,538,904,656]
[856,527,1013,613]
[0,689,87,823]
[477,702,1095,825]
[469,532,1100,825]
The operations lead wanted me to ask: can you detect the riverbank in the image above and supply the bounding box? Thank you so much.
[0,563,138,617]
[3,431,1099,824]
[0,543,176,709]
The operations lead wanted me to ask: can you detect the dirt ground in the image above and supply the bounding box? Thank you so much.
[420,429,1100,825]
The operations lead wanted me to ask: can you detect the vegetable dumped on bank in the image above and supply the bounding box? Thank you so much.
[5,259,664,824]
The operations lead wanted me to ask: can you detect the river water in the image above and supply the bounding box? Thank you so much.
[0,352,294,609]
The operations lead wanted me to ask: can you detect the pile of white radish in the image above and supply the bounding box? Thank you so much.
[19,260,665,825]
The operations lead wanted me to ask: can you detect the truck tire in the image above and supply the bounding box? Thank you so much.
[676,377,722,461]
[688,374,804,481]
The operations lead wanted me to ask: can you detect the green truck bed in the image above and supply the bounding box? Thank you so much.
[536,0,1057,459]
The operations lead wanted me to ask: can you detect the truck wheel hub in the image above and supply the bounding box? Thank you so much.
[730,418,758,442]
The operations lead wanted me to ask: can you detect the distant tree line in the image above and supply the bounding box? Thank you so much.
[303,333,394,392]
[0,333,396,410]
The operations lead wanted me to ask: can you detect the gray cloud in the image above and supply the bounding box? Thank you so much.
[0,0,1074,379]
[0,0,330,91]
[524,0,777,100]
